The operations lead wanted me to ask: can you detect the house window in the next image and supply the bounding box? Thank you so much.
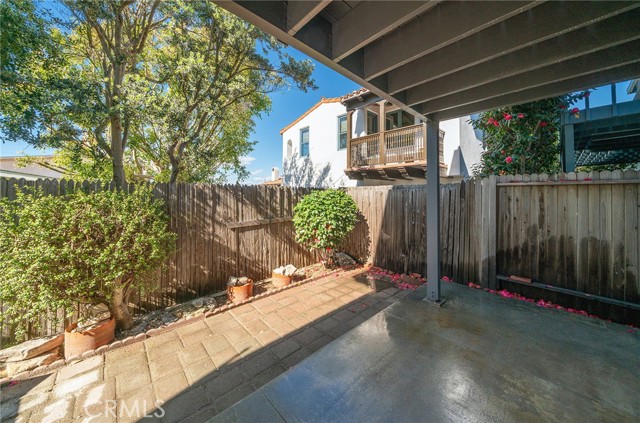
[338,115,347,150]
[386,110,415,129]
[300,127,309,157]
[366,111,379,134]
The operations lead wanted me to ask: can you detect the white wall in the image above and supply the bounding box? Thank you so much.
[439,116,484,177]
[439,118,460,174]
[281,102,357,188]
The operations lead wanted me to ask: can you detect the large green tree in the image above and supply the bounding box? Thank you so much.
[1,0,315,184]
[128,1,314,183]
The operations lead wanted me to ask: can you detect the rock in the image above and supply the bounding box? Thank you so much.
[284,264,297,276]
[191,298,204,308]
[0,334,63,363]
[335,252,356,267]
[6,348,60,377]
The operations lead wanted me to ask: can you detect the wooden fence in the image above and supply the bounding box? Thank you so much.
[343,170,640,323]
[2,170,640,343]
[0,178,320,344]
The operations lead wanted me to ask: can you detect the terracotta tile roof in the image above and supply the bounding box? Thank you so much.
[339,87,369,101]
[279,96,342,135]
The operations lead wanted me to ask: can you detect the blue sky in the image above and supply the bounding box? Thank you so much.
[240,49,359,184]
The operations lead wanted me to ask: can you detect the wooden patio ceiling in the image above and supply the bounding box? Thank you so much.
[213,1,640,121]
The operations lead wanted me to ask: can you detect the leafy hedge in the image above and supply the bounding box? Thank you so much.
[0,185,175,338]
[293,189,358,263]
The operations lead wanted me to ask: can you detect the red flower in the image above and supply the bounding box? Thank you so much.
[493,120,500,127]
[570,107,579,114]
[504,113,512,121]
[517,113,525,118]
[539,121,548,127]
[487,117,494,124]
[505,156,513,164]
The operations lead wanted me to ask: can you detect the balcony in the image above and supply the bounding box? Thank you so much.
[345,123,446,180]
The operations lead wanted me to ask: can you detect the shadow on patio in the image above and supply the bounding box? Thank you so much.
[214,281,640,423]
[0,269,408,422]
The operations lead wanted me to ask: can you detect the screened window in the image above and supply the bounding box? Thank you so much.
[338,115,348,150]
[300,127,309,157]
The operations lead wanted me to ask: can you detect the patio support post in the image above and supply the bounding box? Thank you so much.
[563,124,576,172]
[425,119,441,302]
[378,100,386,165]
[347,110,354,169]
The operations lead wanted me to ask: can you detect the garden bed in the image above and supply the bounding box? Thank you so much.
[117,262,343,340]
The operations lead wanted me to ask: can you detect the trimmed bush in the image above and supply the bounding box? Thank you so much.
[0,185,176,338]
[293,189,358,265]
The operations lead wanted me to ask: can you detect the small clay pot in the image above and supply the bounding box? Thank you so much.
[227,279,254,303]
[64,318,115,359]
[272,272,292,288]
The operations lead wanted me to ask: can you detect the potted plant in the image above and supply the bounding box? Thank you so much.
[227,277,253,303]
[0,185,176,356]
[272,265,297,288]
[293,189,359,267]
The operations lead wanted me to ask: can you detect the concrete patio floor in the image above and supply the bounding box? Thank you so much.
[0,270,408,422]
[214,281,640,423]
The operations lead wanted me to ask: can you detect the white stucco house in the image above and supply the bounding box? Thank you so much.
[280,89,483,188]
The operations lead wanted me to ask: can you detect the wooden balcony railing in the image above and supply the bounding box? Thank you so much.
[349,123,429,168]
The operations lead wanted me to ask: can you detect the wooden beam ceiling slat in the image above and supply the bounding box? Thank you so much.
[387,1,640,94]
[362,0,538,80]
[425,62,640,121]
[332,0,439,61]
[286,0,332,35]
[401,9,640,104]
[413,40,640,112]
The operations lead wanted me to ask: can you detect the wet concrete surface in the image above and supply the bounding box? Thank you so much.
[211,282,640,422]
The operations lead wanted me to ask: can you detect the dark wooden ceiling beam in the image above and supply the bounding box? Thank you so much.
[402,10,640,105]
[362,1,538,80]
[286,0,332,35]
[332,1,439,61]
[424,62,640,121]
[387,1,640,94]
[412,41,640,112]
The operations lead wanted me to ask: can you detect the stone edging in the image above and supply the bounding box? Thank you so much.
[1,265,364,386]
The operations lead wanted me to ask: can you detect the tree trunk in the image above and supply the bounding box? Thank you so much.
[109,286,133,330]
[169,164,180,184]
[168,142,181,183]
[111,119,127,189]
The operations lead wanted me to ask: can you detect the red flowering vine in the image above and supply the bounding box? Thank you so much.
[471,90,590,176]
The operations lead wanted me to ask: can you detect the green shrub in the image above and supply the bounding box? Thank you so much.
[0,185,176,338]
[293,189,359,265]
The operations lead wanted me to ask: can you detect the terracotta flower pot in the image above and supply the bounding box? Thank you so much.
[64,318,115,359]
[272,272,292,288]
[227,279,253,303]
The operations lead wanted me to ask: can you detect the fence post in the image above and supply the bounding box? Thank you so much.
[480,175,497,289]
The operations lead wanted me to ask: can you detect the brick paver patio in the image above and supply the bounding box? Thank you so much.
[0,270,408,422]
